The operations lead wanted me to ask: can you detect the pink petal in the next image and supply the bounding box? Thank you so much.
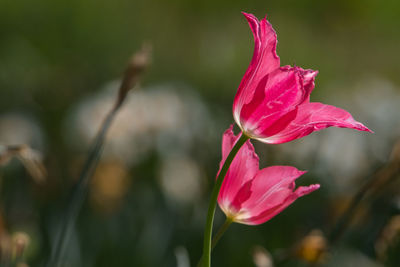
[220,124,238,161]
[256,102,372,144]
[241,184,320,225]
[238,67,306,136]
[233,13,280,126]
[298,68,318,101]
[239,166,306,216]
[217,125,259,213]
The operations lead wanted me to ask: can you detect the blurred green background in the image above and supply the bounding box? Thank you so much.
[0,0,400,266]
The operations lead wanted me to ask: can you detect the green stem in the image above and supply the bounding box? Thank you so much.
[197,217,233,267]
[211,217,233,250]
[201,133,248,267]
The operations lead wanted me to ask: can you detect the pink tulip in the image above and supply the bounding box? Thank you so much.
[233,12,372,144]
[218,125,320,225]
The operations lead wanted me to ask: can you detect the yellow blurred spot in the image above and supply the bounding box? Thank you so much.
[296,229,328,264]
[11,232,30,259]
[90,161,130,214]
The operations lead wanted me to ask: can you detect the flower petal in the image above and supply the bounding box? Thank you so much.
[239,67,305,136]
[235,166,305,219]
[233,12,280,126]
[217,125,259,214]
[255,102,372,144]
[240,184,320,225]
[298,68,318,101]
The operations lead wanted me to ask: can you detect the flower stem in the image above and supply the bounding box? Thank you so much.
[211,217,233,250]
[197,217,233,267]
[201,133,248,267]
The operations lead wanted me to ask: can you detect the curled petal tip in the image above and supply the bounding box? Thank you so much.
[364,128,374,133]
[241,11,269,21]
[352,120,373,133]
[361,124,374,133]
[297,184,320,196]
[241,11,256,20]
[299,170,308,176]
[311,184,321,190]
[301,69,318,78]
[225,124,234,133]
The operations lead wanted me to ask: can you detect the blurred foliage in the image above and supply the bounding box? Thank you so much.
[0,0,400,266]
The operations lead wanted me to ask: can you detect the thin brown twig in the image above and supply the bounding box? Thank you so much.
[47,44,151,267]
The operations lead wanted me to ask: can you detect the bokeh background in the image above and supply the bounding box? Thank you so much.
[1,0,400,266]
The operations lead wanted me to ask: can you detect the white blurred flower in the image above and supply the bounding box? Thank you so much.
[174,246,190,267]
[65,82,210,166]
[158,155,202,205]
[0,113,44,149]
[252,246,274,267]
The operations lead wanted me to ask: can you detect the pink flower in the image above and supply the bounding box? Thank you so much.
[233,12,372,144]
[218,125,320,225]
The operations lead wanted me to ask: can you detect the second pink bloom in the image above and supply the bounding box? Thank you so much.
[218,125,319,225]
